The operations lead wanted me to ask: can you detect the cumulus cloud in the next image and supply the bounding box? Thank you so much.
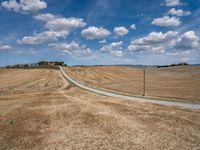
[81,26,111,40]
[130,24,136,30]
[166,50,190,56]
[34,13,86,31]
[49,41,92,56]
[174,31,199,50]
[18,13,86,45]
[46,17,86,31]
[164,0,182,7]
[99,39,107,44]
[33,13,55,21]
[128,30,200,54]
[129,45,165,54]
[152,16,181,27]
[114,26,129,36]
[0,42,11,50]
[100,41,123,57]
[1,0,47,13]
[128,31,178,53]
[131,31,178,45]
[17,30,69,45]
[167,8,191,16]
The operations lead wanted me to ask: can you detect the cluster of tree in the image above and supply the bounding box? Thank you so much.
[157,63,189,68]
[38,61,65,66]
[5,61,67,69]
[6,64,30,69]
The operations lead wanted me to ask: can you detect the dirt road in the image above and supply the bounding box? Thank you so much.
[0,69,200,150]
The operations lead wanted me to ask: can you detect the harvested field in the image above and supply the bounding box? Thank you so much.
[63,66,200,102]
[0,69,65,92]
[64,66,144,95]
[0,69,200,150]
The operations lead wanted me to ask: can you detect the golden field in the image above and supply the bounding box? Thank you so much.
[0,68,200,149]
[63,66,200,102]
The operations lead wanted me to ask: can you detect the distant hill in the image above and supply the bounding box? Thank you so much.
[72,63,193,68]
[191,64,200,66]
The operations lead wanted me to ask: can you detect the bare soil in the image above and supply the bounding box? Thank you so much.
[0,69,200,150]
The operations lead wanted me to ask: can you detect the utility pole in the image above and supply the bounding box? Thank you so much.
[81,69,85,85]
[143,68,146,96]
[98,71,101,87]
[76,70,78,81]
[84,68,87,86]
[79,69,81,83]
[80,70,82,84]
[82,70,84,85]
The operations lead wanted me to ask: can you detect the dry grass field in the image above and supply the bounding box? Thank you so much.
[63,66,200,102]
[0,68,200,149]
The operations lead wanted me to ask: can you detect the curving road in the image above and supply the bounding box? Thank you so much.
[60,66,200,110]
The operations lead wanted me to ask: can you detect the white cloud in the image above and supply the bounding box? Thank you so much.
[18,13,86,45]
[166,50,190,56]
[129,45,165,54]
[114,26,129,36]
[17,30,69,45]
[1,0,47,13]
[33,13,55,21]
[100,41,123,57]
[174,31,199,50]
[34,13,86,31]
[81,26,111,40]
[99,39,107,44]
[16,50,23,54]
[164,0,182,7]
[1,0,20,12]
[49,41,92,56]
[152,16,181,27]
[30,49,37,55]
[181,57,191,62]
[130,24,136,30]
[131,31,178,45]
[167,8,191,16]
[128,30,200,54]
[19,0,47,11]
[165,50,195,63]
[129,44,166,54]
[0,42,11,50]
[128,31,178,54]
[46,17,86,31]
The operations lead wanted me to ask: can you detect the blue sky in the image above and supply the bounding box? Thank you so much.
[0,0,200,66]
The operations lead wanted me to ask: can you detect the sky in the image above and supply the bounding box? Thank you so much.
[0,0,200,66]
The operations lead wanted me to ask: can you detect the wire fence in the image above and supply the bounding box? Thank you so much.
[63,66,200,102]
